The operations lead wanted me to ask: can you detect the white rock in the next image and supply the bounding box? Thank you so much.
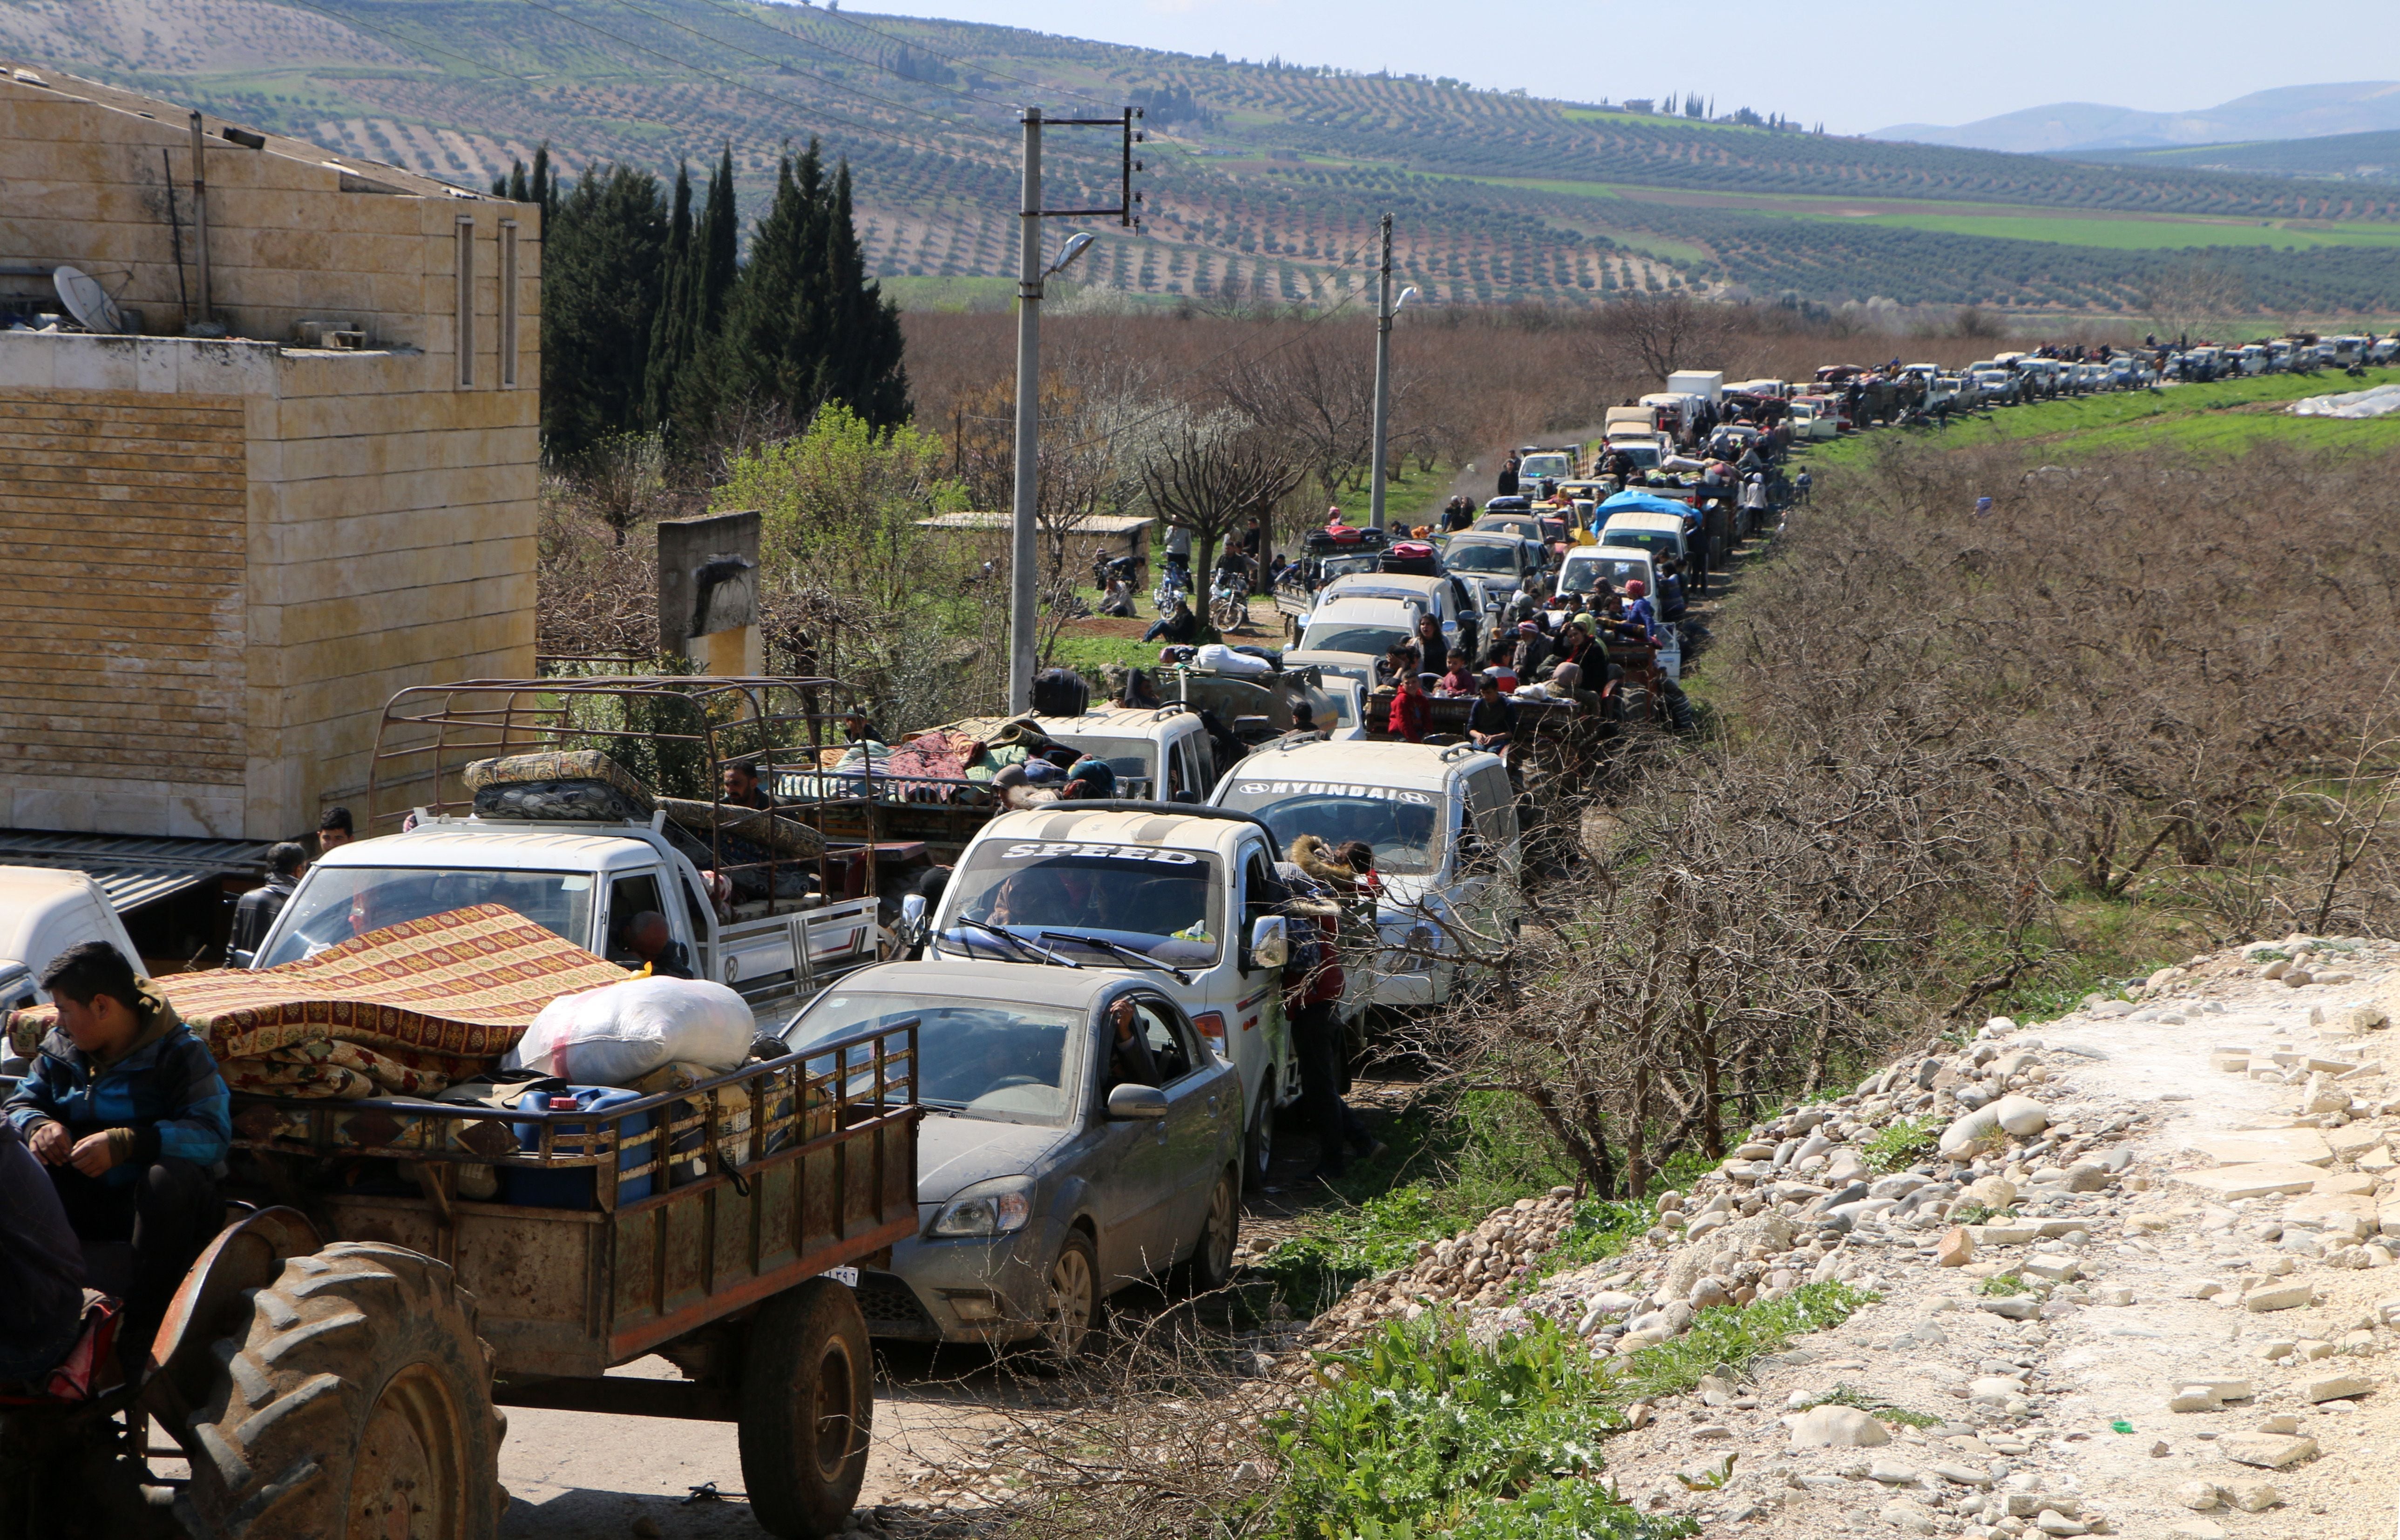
[1992,1095,2051,1136]
[2171,1481,2221,1511]
[1787,1404,1891,1448]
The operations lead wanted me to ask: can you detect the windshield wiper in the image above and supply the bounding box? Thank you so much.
[952,915,1083,969]
[1039,930,1193,986]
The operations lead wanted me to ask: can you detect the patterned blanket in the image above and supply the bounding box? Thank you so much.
[8,905,629,1099]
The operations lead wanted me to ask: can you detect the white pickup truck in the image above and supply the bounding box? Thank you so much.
[1213,739,1520,1010]
[916,803,1300,1189]
[247,816,885,1027]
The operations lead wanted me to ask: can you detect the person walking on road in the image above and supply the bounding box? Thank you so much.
[1496,453,1521,499]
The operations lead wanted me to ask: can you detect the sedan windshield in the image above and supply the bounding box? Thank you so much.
[787,992,1078,1124]
[1441,542,1519,574]
[1301,622,1410,658]
[941,844,1222,966]
[257,867,594,968]
[1215,782,1446,876]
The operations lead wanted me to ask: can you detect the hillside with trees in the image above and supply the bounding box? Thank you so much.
[10,0,2400,313]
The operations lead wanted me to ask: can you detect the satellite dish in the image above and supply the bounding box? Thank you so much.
[53,266,126,335]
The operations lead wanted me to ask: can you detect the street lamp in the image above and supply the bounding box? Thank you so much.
[1046,231,1097,278]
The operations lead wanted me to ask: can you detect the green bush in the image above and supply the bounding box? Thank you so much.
[1272,1317,1629,1535]
[1865,1115,1944,1173]
[1272,1284,1872,1537]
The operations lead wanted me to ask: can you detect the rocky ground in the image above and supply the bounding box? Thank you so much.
[1306,935,2400,1537]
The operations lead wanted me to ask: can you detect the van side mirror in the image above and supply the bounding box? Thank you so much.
[896,893,927,948]
[1106,1083,1169,1121]
[1249,914,1289,969]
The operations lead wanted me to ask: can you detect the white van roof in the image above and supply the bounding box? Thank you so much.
[1305,596,1418,628]
[1600,511,1686,534]
[1222,738,1499,793]
[1320,573,1444,607]
[972,805,1260,859]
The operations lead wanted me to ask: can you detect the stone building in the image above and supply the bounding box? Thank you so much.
[0,64,539,843]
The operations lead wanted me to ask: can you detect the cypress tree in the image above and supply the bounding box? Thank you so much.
[641,160,696,431]
[530,144,555,222]
[815,160,910,428]
[719,140,910,432]
[721,140,832,426]
[695,144,739,336]
[540,163,669,460]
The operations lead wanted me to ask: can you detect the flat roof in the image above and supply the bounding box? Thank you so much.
[0,829,271,912]
[916,513,1153,534]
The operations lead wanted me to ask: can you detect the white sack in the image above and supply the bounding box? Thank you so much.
[1193,643,1274,676]
[504,975,753,1086]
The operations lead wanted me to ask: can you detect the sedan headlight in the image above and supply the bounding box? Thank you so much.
[928,1175,1036,1239]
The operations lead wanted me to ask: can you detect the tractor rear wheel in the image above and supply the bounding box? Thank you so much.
[180,1242,505,1540]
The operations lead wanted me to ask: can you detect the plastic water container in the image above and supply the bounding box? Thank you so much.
[500,1086,657,1209]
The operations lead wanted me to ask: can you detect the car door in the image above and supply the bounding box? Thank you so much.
[1130,996,1231,1265]
[1088,1000,1177,1286]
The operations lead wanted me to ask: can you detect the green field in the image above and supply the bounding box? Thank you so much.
[1800,368,2400,464]
[1771,210,2400,251]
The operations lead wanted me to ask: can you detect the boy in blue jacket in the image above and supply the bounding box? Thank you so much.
[6,942,229,1379]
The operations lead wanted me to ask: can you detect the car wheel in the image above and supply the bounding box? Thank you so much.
[1040,1232,1102,1364]
[1242,1087,1275,1193]
[1185,1169,1240,1293]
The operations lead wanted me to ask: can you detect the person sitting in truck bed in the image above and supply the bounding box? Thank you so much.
[721,761,774,810]
[5,942,229,1382]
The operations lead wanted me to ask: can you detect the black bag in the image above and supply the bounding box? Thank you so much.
[1031,668,1091,718]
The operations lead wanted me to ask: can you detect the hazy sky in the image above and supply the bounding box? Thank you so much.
[840,0,2400,135]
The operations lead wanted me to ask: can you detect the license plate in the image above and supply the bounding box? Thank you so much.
[821,1266,860,1287]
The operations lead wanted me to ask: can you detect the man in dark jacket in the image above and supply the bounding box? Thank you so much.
[0,1117,85,1385]
[228,841,306,959]
[7,943,230,1380]
[1496,453,1521,499]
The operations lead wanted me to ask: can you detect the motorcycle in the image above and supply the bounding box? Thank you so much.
[1153,559,1190,619]
[1208,567,1250,632]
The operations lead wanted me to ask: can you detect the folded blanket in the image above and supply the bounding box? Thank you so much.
[10,904,631,1098]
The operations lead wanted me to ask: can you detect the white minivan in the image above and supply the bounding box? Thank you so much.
[1553,545,1681,678]
[1212,739,1519,1010]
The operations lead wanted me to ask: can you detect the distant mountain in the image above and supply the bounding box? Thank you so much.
[1877,81,2400,154]
[2071,129,2400,184]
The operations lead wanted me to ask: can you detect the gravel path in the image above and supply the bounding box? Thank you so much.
[1489,938,2400,1538]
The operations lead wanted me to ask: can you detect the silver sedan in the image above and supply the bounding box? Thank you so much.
[780,961,1242,1359]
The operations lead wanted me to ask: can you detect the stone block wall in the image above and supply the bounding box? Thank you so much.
[0,69,541,842]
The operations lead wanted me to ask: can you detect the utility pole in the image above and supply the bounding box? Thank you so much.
[1368,213,1394,532]
[1008,107,1042,718]
[1006,106,1145,715]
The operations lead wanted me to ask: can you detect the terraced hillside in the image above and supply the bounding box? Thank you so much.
[9,0,2400,314]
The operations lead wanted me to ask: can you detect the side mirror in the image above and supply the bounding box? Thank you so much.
[897,893,927,946]
[1106,1083,1169,1121]
[1249,914,1289,969]
[228,948,256,969]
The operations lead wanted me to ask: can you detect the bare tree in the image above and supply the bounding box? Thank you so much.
[571,429,678,547]
[2140,256,2249,344]
[1139,409,1304,631]
[1595,291,1733,385]
[1221,330,1380,509]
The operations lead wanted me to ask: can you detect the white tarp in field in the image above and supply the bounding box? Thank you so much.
[2289,383,2400,420]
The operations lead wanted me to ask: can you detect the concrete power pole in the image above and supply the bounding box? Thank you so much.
[1005,106,1142,716]
[1368,213,1393,532]
[1008,107,1044,716]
